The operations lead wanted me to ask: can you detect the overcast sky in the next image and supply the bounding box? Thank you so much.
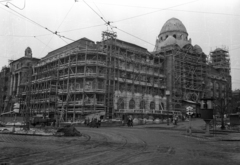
[0,0,239,89]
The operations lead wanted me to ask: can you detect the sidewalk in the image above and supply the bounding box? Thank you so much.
[134,118,240,141]
[176,118,240,141]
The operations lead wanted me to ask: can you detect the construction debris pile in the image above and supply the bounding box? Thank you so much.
[56,125,81,137]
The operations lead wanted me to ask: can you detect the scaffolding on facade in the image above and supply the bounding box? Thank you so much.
[163,44,207,111]
[19,33,167,122]
[19,65,33,129]
[102,30,117,118]
[27,39,108,122]
[210,47,230,75]
[106,37,166,115]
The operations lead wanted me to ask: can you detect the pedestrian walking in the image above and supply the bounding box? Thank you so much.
[127,116,133,127]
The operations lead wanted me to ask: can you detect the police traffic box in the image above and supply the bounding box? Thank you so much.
[200,98,214,120]
[200,97,214,135]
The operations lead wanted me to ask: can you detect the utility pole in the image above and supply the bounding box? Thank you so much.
[24,65,32,130]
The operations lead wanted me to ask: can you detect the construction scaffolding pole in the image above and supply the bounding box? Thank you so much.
[24,65,33,130]
[102,30,117,119]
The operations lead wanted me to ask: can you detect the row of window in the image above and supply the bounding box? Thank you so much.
[117,98,165,110]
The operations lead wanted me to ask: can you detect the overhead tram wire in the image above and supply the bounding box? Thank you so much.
[112,0,200,23]
[60,37,69,45]
[115,27,155,47]
[92,0,106,20]
[83,0,154,47]
[58,23,105,33]
[0,34,33,38]
[82,0,115,32]
[0,2,105,37]
[41,2,75,56]
[82,0,108,24]
[34,36,53,50]
[1,24,106,38]
[94,2,240,17]
[90,0,116,33]
[0,2,76,42]
[0,3,55,35]
[0,23,106,38]
[0,1,83,55]
[0,0,12,3]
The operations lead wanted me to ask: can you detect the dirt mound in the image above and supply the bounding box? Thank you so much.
[0,121,6,127]
[56,125,81,137]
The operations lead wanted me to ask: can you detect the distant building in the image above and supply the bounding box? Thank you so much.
[206,48,231,114]
[9,47,39,96]
[5,47,40,113]
[231,90,240,113]
[0,66,10,114]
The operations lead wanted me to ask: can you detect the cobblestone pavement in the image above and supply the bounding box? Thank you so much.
[0,126,240,165]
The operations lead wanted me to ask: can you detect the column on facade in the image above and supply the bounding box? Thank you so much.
[13,73,16,95]
[9,74,13,95]
[17,72,21,95]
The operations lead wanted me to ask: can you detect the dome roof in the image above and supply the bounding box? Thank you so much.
[194,45,202,54]
[160,18,187,35]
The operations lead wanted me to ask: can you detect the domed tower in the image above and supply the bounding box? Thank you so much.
[25,47,32,58]
[154,18,191,51]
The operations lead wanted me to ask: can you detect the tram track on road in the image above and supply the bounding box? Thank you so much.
[23,130,123,165]
[104,135,149,165]
[1,129,149,165]
[58,130,129,165]
[61,129,148,165]
[0,133,91,164]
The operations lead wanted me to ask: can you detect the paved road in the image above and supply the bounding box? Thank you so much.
[0,126,239,165]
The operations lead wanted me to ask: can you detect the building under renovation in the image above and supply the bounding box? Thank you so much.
[154,18,207,115]
[206,47,232,114]
[19,34,166,121]
[154,18,231,116]
[0,66,11,114]
[16,18,231,121]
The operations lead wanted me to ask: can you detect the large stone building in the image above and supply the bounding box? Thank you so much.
[1,47,40,114]
[153,18,231,116]
[6,18,231,120]
[231,90,240,113]
[206,48,232,114]
[19,36,166,121]
[0,66,11,114]
[9,47,40,97]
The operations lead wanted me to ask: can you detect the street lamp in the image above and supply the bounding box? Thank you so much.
[165,90,170,125]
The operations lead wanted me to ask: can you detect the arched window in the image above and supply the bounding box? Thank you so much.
[166,35,168,39]
[173,34,176,39]
[222,85,225,91]
[117,98,124,110]
[209,82,213,88]
[140,100,145,109]
[159,102,164,110]
[150,101,155,110]
[129,99,135,109]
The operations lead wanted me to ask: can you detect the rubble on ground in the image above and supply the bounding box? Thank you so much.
[56,125,81,137]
